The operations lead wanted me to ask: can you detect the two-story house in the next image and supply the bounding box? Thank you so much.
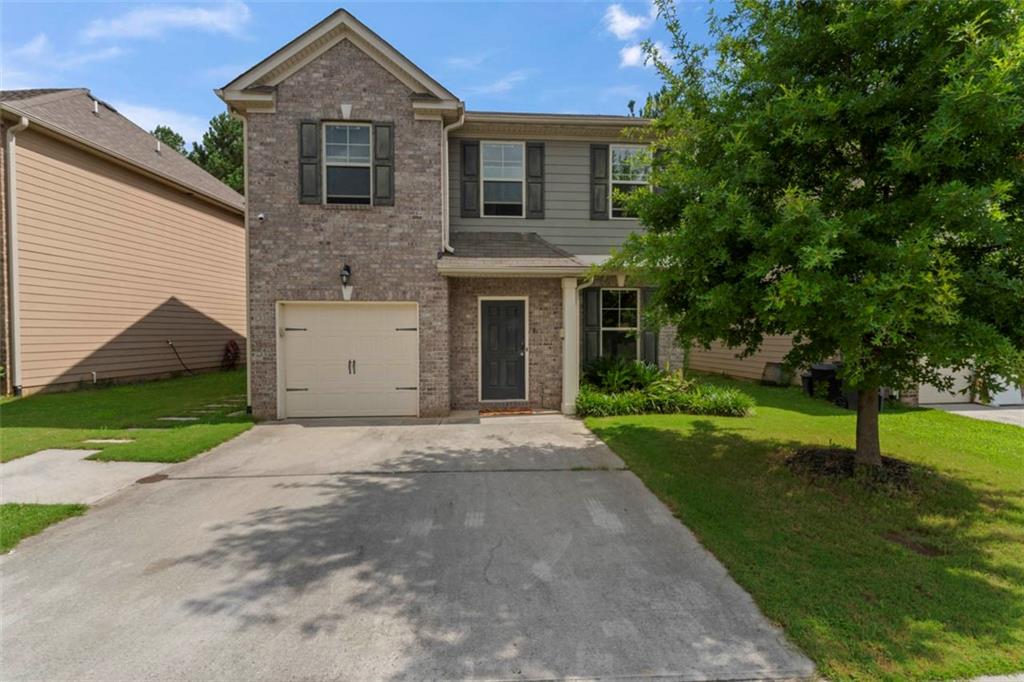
[217,9,675,420]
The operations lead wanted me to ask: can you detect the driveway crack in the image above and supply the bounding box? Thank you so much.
[483,538,504,586]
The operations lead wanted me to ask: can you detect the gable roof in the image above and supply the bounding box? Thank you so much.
[1,89,243,213]
[217,8,459,113]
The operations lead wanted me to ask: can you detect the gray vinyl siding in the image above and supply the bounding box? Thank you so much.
[448,138,642,255]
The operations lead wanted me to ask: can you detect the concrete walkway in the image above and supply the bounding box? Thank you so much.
[924,403,1024,428]
[1,415,814,681]
[1,448,166,504]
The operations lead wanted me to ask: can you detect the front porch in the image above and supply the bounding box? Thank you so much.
[440,232,588,414]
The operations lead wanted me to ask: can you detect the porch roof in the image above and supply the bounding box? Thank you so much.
[437,232,590,277]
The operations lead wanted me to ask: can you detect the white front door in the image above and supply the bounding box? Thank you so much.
[280,302,419,417]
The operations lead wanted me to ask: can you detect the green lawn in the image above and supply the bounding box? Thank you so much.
[0,370,253,463]
[1,503,87,552]
[586,378,1024,681]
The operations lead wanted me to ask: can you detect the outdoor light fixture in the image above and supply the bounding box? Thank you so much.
[340,264,353,301]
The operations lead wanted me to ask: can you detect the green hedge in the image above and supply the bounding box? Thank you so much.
[575,382,754,418]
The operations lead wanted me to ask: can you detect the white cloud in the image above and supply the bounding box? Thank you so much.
[444,49,500,70]
[2,33,126,88]
[81,1,251,42]
[604,3,657,40]
[466,70,529,95]
[110,101,208,147]
[619,41,667,68]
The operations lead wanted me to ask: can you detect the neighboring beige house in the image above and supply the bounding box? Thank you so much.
[1,88,246,395]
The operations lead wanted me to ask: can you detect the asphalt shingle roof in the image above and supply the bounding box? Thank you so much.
[1,88,243,212]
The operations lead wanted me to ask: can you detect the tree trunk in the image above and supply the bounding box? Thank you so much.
[855,386,882,467]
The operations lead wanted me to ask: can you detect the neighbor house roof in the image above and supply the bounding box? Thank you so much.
[438,232,589,277]
[1,88,244,213]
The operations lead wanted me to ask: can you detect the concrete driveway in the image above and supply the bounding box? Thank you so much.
[1,414,813,681]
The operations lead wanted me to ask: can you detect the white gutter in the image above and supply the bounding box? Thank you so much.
[231,109,253,413]
[5,115,29,395]
[441,107,465,254]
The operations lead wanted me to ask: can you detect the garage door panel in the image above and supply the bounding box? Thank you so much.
[281,303,419,417]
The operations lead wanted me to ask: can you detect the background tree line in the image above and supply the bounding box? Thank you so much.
[151,112,243,194]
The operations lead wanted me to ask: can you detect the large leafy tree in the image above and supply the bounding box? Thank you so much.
[617,0,1024,465]
[189,112,244,194]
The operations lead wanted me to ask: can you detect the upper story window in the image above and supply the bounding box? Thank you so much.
[601,288,640,359]
[610,145,649,219]
[324,123,372,205]
[481,141,525,217]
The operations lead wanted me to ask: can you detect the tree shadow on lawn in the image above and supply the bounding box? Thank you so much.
[592,418,1024,678]
[162,435,816,681]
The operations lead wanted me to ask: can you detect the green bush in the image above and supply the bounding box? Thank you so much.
[583,356,664,392]
[575,381,754,418]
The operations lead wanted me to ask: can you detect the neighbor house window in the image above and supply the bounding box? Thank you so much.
[324,123,371,204]
[601,288,640,359]
[610,145,649,218]
[481,141,524,217]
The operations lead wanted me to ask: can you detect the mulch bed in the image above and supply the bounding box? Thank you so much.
[784,447,914,490]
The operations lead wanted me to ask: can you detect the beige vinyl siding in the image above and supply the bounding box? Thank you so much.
[687,335,797,382]
[14,128,245,390]
[449,138,641,255]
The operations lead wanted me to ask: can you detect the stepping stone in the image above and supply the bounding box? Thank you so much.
[83,439,134,444]
[228,410,245,417]
[157,416,198,422]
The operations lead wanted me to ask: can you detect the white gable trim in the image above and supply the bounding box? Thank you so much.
[220,10,457,104]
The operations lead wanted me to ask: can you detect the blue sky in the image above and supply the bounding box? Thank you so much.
[1,1,712,146]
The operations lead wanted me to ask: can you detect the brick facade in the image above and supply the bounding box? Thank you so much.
[245,39,449,419]
[449,278,563,411]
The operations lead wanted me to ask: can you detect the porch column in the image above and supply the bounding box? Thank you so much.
[561,277,580,414]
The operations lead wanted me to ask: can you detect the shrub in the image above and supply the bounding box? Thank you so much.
[575,381,754,418]
[583,356,662,392]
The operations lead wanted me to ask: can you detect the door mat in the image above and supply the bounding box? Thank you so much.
[480,407,534,417]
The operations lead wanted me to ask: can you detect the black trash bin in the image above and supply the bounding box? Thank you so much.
[809,363,843,402]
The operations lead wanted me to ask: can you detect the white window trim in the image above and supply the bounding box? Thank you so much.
[480,140,526,219]
[478,296,530,402]
[322,121,373,205]
[599,287,641,360]
[609,143,649,220]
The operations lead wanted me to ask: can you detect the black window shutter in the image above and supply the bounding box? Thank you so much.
[640,287,660,364]
[299,120,320,204]
[581,287,602,364]
[373,122,394,206]
[590,144,609,220]
[460,140,480,218]
[526,141,544,219]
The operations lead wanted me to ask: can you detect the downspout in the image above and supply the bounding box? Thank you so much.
[5,115,29,395]
[441,106,465,254]
[231,108,252,414]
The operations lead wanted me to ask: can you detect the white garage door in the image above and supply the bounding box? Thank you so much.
[918,367,972,404]
[281,303,418,418]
